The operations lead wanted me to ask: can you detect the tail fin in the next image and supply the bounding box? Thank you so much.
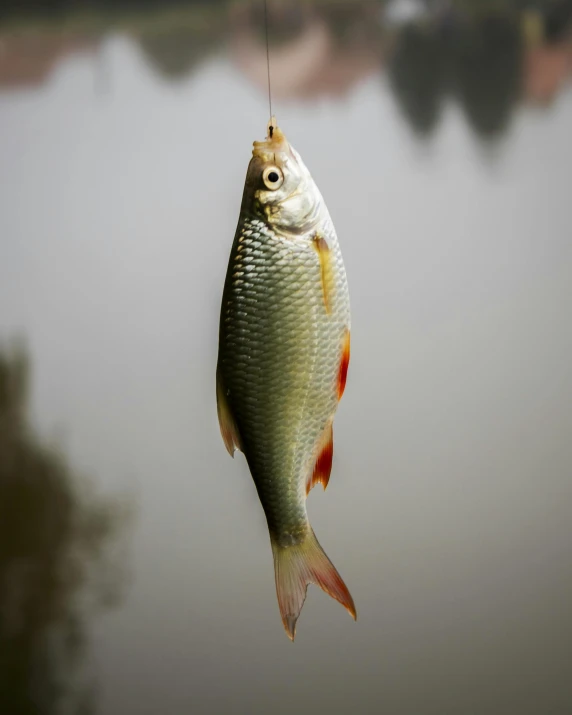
[271,529,356,641]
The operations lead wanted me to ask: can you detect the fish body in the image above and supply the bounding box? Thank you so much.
[216,118,355,640]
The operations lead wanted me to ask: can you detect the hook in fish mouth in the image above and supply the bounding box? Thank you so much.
[268,115,277,140]
[252,115,289,159]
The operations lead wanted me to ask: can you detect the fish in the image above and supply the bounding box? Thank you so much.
[216,117,355,641]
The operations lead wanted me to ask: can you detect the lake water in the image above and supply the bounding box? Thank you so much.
[1,4,572,714]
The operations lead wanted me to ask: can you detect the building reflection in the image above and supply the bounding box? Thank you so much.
[523,7,572,105]
[228,1,383,100]
[0,343,130,715]
[0,34,99,88]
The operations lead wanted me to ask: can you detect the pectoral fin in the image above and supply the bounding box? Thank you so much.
[313,234,335,315]
[216,370,242,457]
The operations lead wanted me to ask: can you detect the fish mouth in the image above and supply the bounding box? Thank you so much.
[252,116,291,160]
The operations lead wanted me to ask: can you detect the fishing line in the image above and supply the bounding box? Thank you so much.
[264,0,274,137]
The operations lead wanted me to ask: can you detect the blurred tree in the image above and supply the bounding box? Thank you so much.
[388,22,448,137]
[451,14,523,140]
[138,26,221,81]
[0,343,129,715]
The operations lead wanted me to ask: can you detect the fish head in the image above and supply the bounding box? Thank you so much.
[243,117,322,236]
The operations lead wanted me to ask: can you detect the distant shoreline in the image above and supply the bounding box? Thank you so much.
[0,0,536,36]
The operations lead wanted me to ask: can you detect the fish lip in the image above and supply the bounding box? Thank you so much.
[251,135,288,159]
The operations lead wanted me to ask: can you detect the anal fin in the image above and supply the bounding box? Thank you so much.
[216,370,241,457]
[306,422,333,495]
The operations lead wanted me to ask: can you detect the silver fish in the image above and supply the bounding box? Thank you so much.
[217,117,355,640]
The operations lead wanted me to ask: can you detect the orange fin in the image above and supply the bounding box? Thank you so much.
[306,422,333,495]
[313,234,335,315]
[271,529,356,641]
[216,370,241,457]
[337,328,351,401]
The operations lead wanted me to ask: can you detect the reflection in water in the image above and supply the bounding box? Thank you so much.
[388,12,524,140]
[0,35,100,89]
[138,25,223,82]
[229,1,383,100]
[523,5,572,105]
[0,344,130,715]
[388,23,447,137]
[1,3,572,714]
[1,1,572,142]
[452,15,523,140]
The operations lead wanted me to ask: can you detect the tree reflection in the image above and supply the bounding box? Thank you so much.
[388,23,447,137]
[0,343,130,715]
[451,14,523,140]
[387,10,526,141]
[0,1,571,142]
[138,26,222,82]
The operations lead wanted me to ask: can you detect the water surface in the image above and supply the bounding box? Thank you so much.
[1,4,572,713]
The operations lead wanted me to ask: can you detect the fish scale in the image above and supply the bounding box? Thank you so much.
[221,221,347,534]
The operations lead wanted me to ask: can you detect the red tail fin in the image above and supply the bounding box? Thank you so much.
[271,529,356,641]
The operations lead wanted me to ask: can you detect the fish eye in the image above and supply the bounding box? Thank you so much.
[262,166,284,190]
